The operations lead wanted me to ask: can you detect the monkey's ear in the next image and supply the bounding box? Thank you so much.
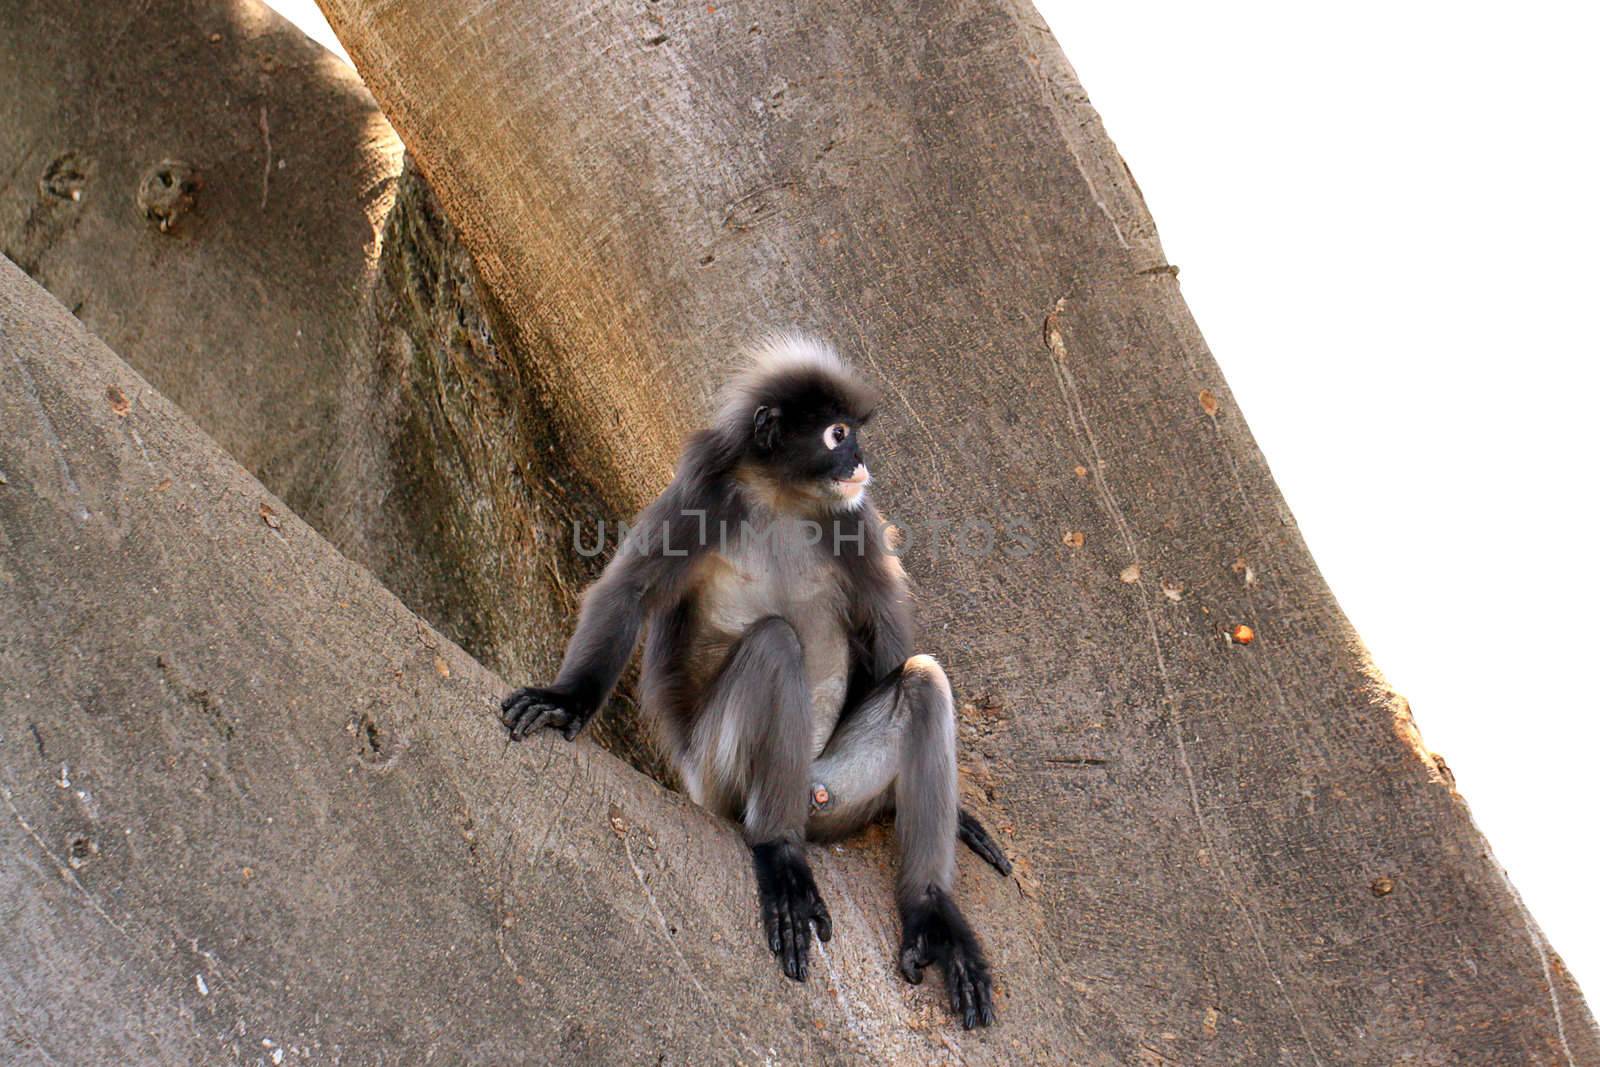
[752,405,782,451]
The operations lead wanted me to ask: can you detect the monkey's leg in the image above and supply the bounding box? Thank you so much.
[809,719,1011,877]
[807,656,958,887]
[686,616,831,982]
[808,655,997,1028]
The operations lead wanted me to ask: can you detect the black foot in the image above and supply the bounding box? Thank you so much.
[958,807,1012,876]
[500,685,592,741]
[899,885,996,1029]
[752,842,832,981]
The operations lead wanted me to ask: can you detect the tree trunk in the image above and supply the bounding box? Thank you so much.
[0,0,396,506]
[0,0,660,771]
[308,0,1596,1061]
[0,0,1591,1060]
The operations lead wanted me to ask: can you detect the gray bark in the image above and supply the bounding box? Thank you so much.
[0,0,392,499]
[0,0,661,772]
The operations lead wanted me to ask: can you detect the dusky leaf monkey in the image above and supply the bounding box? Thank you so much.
[502,335,1009,1028]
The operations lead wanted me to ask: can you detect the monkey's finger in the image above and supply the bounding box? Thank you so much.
[502,690,545,718]
[498,694,530,725]
[501,693,542,726]
[503,709,533,741]
[507,704,547,740]
[514,703,568,741]
[560,715,585,741]
[975,974,997,1027]
[812,900,832,943]
[898,944,925,985]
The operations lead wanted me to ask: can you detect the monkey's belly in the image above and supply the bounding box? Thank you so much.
[801,628,849,756]
[696,552,850,759]
[689,619,849,759]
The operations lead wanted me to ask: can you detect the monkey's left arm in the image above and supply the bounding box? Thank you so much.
[841,507,915,709]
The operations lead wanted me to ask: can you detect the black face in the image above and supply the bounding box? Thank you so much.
[742,361,876,502]
[753,405,866,485]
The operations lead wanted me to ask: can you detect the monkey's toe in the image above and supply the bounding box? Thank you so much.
[752,842,829,984]
[958,808,1013,877]
[899,942,928,985]
[898,885,997,1028]
[767,886,823,982]
[946,951,995,1029]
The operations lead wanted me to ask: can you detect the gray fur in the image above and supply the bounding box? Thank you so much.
[680,508,852,759]
[893,657,959,899]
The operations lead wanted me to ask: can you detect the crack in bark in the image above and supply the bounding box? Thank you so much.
[2,782,134,943]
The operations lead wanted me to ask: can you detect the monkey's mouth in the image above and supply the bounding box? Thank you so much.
[832,465,870,499]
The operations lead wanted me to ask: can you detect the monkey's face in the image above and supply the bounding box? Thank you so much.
[820,419,871,508]
[743,359,878,511]
[751,404,871,509]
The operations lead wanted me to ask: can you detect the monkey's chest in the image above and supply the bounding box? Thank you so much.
[696,545,851,756]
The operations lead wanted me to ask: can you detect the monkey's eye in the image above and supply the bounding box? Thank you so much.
[823,423,850,450]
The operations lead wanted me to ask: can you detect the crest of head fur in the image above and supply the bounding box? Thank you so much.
[713,333,879,444]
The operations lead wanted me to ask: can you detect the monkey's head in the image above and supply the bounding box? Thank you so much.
[717,334,880,511]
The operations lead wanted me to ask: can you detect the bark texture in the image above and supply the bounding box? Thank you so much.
[0,0,394,500]
[0,0,660,772]
[302,0,1596,1062]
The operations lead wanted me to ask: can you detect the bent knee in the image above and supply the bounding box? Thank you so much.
[901,654,952,702]
[743,615,804,666]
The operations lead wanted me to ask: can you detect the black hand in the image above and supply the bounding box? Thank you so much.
[899,886,996,1029]
[751,842,832,982]
[499,685,593,742]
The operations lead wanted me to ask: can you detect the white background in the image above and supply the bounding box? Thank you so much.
[269,1,1598,995]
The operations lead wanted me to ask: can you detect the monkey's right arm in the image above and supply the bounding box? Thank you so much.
[501,558,647,741]
[502,479,721,742]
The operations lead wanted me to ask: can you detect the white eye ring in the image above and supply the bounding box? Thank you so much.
[822,423,849,450]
